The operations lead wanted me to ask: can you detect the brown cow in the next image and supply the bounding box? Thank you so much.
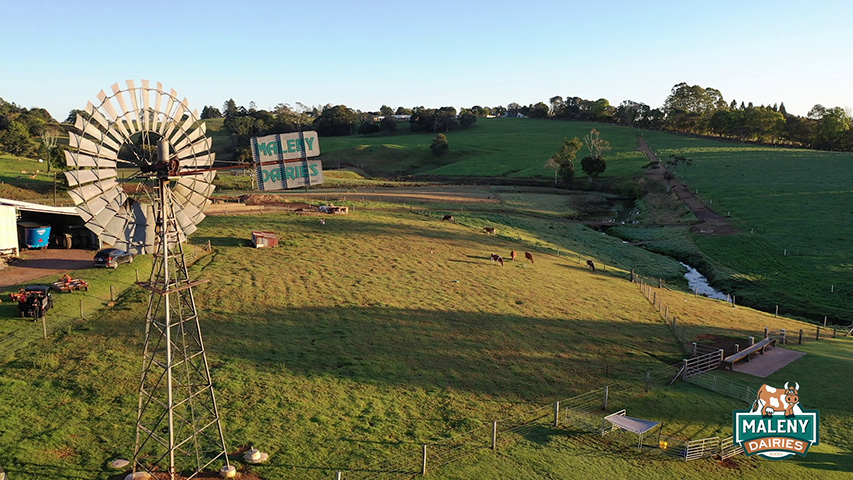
[510,250,517,262]
[490,253,504,266]
[524,251,534,264]
[442,215,455,222]
[752,382,799,417]
[484,227,496,235]
[586,259,596,272]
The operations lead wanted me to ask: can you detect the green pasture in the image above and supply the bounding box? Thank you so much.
[319,118,648,179]
[638,131,853,321]
[0,206,849,479]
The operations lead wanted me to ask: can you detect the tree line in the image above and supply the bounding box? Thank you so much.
[2,82,852,163]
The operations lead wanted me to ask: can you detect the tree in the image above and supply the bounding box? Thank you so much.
[545,137,582,185]
[430,133,449,157]
[583,128,611,159]
[815,107,850,149]
[201,106,222,119]
[357,121,381,135]
[528,102,549,119]
[314,105,358,136]
[379,105,394,117]
[380,115,397,133]
[40,128,60,172]
[459,112,477,129]
[581,155,606,179]
[616,100,649,127]
[507,102,520,117]
[549,96,563,116]
[0,120,33,156]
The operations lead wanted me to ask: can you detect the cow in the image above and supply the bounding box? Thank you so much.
[442,215,455,222]
[524,251,534,264]
[586,259,596,272]
[752,382,799,417]
[490,253,504,266]
[484,227,496,235]
[510,250,517,262]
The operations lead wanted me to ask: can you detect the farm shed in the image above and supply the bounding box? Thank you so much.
[0,198,97,250]
[251,231,279,248]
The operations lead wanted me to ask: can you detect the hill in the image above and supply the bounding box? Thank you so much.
[0,206,849,479]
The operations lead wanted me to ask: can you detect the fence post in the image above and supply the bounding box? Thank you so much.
[734,344,740,353]
[824,317,827,327]
[653,291,657,306]
[775,305,778,317]
[764,327,769,339]
[422,444,427,475]
[491,421,498,450]
[110,285,115,302]
[749,336,755,346]
[798,329,803,344]
[554,402,560,427]
[336,472,342,480]
[816,326,821,340]
[80,299,84,319]
[681,359,688,380]
[42,314,47,339]
[665,306,669,322]
[691,342,697,357]
[136,269,140,283]
[603,386,609,410]
[645,371,651,393]
[833,326,837,338]
[630,269,635,282]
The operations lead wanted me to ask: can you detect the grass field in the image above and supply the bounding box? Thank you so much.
[1,117,852,479]
[318,118,648,179]
[0,205,849,479]
[633,131,853,321]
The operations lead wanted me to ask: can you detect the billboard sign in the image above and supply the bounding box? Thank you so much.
[256,159,324,190]
[252,131,320,162]
[250,131,323,191]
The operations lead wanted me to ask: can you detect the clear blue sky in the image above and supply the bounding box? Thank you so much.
[2,0,851,120]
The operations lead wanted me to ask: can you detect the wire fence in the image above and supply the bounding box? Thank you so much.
[0,241,213,363]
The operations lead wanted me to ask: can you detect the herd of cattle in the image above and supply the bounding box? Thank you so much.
[439,215,597,272]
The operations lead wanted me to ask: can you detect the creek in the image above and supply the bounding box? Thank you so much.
[680,262,730,301]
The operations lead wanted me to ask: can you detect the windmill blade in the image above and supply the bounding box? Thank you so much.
[171,122,205,152]
[126,79,142,130]
[68,178,119,205]
[69,133,119,160]
[83,101,110,130]
[65,169,117,187]
[64,150,117,169]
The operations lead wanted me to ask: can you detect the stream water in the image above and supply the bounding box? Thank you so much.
[680,262,730,301]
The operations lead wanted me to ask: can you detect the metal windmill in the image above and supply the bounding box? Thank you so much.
[65,80,233,479]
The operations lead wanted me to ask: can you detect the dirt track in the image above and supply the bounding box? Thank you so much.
[637,135,738,235]
[0,248,94,288]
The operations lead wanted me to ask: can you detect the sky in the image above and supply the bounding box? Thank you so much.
[2,0,852,121]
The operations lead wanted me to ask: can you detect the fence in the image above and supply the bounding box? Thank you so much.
[684,371,757,404]
[675,349,724,382]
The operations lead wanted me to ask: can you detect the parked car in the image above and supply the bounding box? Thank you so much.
[12,285,54,319]
[94,248,134,268]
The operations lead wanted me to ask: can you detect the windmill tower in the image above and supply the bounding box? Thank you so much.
[65,80,233,479]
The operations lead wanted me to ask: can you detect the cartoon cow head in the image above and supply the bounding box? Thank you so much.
[783,381,800,406]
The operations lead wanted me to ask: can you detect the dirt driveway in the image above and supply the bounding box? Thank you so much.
[637,135,738,235]
[0,248,95,288]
